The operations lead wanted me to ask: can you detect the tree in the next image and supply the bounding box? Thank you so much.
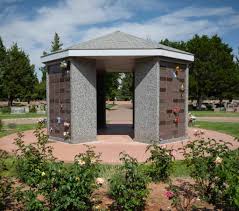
[51,32,63,52]
[160,39,187,51]
[2,43,37,106]
[34,33,63,100]
[33,67,47,100]
[0,37,7,99]
[161,35,239,106]
[187,35,237,105]
[104,73,120,103]
[119,73,133,100]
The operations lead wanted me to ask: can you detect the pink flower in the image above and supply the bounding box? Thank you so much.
[164,190,174,199]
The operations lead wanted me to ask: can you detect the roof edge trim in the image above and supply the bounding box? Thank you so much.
[41,49,194,63]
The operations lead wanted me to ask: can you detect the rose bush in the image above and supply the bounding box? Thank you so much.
[14,123,102,210]
[145,143,174,182]
[183,135,239,209]
[109,152,150,211]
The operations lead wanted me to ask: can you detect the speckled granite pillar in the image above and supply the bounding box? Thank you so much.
[70,58,97,143]
[134,57,160,143]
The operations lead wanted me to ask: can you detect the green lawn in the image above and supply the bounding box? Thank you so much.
[106,103,117,110]
[1,157,191,178]
[191,111,239,117]
[193,121,239,138]
[0,123,38,138]
[0,112,46,119]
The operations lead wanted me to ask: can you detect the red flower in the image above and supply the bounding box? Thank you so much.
[164,190,174,199]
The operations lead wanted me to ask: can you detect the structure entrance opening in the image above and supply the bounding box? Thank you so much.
[97,69,134,139]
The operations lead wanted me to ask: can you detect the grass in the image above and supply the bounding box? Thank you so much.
[0,156,17,177]
[106,103,117,110]
[0,112,46,119]
[191,110,239,117]
[1,157,191,179]
[98,160,190,180]
[193,121,239,138]
[0,123,38,138]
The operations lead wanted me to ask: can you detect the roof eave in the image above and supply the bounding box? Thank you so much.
[41,49,194,63]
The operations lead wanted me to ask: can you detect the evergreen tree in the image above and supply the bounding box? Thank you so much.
[105,73,120,103]
[161,35,239,106]
[34,66,46,100]
[0,37,7,99]
[187,35,237,105]
[2,43,37,105]
[51,32,63,52]
[120,73,133,100]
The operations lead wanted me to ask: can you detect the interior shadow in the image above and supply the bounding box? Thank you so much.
[97,123,134,139]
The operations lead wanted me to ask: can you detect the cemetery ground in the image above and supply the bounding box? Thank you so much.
[0,101,239,209]
[191,110,239,117]
[0,123,37,138]
[0,127,237,210]
[193,121,239,138]
[0,112,45,119]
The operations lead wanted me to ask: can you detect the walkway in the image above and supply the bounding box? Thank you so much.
[0,101,238,163]
[0,128,238,163]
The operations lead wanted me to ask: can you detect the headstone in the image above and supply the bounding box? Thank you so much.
[36,103,46,114]
[11,107,25,114]
[25,106,30,113]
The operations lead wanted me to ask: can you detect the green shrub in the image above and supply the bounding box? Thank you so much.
[183,137,239,209]
[38,147,101,210]
[29,105,36,113]
[0,150,15,210]
[0,119,3,131]
[145,143,174,182]
[109,153,149,211]
[222,149,239,208]
[14,122,55,185]
[8,123,17,129]
[0,107,10,114]
[15,126,102,210]
[165,181,197,211]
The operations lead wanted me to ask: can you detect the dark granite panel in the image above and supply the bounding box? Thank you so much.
[159,62,186,140]
[48,63,71,140]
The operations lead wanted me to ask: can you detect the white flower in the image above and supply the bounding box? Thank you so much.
[63,131,69,136]
[64,122,70,127]
[38,118,45,124]
[193,129,204,136]
[78,159,85,166]
[96,178,105,185]
[91,158,97,164]
[214,156,223,164]
[60,61,67,69]
[41,172,46,176]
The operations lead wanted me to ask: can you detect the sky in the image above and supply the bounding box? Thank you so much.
[0,0,239,79]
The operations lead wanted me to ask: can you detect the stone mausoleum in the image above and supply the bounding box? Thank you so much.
[41,31,194,144]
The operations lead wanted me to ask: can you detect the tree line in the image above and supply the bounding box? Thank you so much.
[160,35,239,106]
[0,33,62,106]
[0,33,238,106]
